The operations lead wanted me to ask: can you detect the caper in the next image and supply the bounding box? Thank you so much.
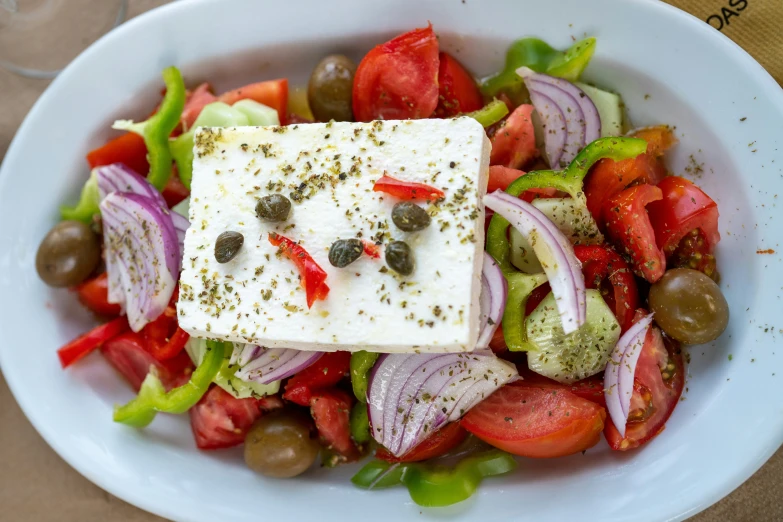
[329,238,363,268]
[215,231,244,263]
[36,220,100,287]
[244,410,320,478]
[256,194,291,222]
[385,241,414,276]
[391,202,431,232]
[308,54,357,122]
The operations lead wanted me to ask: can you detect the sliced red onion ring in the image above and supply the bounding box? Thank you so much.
[233,345,325,385]
[367,351,518,457]
[603,313,654,437]
[517,67,600,169]
[100,193,180,332]
[96,163,168,208]
[484,190,586,333]
[477,252,507,349]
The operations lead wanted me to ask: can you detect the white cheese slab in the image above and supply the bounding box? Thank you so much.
[177,117,490,352]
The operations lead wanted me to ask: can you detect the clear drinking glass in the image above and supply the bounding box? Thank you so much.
[0,0,127,79]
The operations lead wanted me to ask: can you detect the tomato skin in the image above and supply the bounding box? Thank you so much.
[161,168,190,208]
[433,52,483,117]
[604,326,685,450]
[352,25,440,122]
[74,273,122,317]
[282,351,351,406]
[646,176,720,255]
[101,332,194,391]
[489,104,538,170]
[603,184,667,283]
[461,381,606,458]
[487,166,524,193]
[310,389,360,460]
[86,133,149,176]
[372,174,445,201]
[568,376,607,408]
[376,422,468,463]
[218,78,289,124]
[181,83,218,130]
[268,233,329,308]
[189,385,265,450]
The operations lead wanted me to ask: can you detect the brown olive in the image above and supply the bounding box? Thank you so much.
[214,231,244,263]
[36,220,100,287]
[385,241,414,276]
[308,54,356,122]
[329,238,363,268]
[392,202,431,232]
[256,194,291,222]
[648,268,729,344]
[244,410,320,478]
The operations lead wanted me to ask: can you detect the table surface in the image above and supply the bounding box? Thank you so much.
[1,1,782,520]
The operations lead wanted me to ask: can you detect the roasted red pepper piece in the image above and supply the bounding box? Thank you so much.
[372,174,445,201]
[362,240,381,259]
[283,351,352,406]
[57,316,130,368]
[74,272,122,317]
[86,132,150,176]
[268,233,329,307]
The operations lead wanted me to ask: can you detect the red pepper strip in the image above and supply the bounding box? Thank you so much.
[147,327,190,362]
[573,245,640,332]
[268,233,329,308]
[603,184,666,283]
[372,174,445,201]
[362,240,381,259]
[57,316,129,368]
[283,351,352,406]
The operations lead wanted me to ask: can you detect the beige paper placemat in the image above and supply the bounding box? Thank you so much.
[1,1,781,521]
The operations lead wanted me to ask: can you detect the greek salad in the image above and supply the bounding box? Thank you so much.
[36,25,729,507]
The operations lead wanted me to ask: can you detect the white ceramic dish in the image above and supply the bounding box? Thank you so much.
[2,0,782,520]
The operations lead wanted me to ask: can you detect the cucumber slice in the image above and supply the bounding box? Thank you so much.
[509,198,604,273]
[525,289,621,383]
[575,82,623,137]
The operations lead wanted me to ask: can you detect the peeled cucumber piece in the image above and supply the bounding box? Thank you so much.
[525,289,621,383]
[510,198,604,273]
[575,82,623,137]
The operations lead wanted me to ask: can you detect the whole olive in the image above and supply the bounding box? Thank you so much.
[214,231,244,263]
[648,268,729,344]
[256,194,291,222]
[392,202,431,232]
[244,410,320,478]
[308,54,356,122]
[329,238,363,268]
[36,220,100,287]
[385,240,414,276]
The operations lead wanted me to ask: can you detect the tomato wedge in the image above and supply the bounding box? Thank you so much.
[310,388,361,461]
[57,316,129,368]
[161,167,190,208]
[86,133,149,175]
[282,351,351,406]
[268,233,329,308]
[461,381,606,458]
[181,83,218,131]
[489,104,538,170]
[101,331,194,391]
[189,385,265,450]
[603,184,666,283]
[74,273,122,317]
[218,78,289,124]
[372,174,445,201]
[604,325,685,450]
[376,422,469,463]
[353,25,440,122]
[433,52,483,118]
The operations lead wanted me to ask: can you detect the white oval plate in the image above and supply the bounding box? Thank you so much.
[1,0,782,520]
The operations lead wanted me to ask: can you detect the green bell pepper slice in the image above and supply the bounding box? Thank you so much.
[113,340,225,427]
[350,402,371,444]
[465,99,509,128]
[481,37,596,100]
[351,450,518,507]
[113,66,186,191]
[350,350,379,402]
[60,170,99,223]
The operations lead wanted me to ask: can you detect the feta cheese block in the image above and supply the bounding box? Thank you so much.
[177,117,490,353]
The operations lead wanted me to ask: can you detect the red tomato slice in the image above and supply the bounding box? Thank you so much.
[525,283,552,316]
[489,104,538,170]
[568,376,607,408]
[86,133,149,176]
[604,326,685,450]
[603,184,667,283]
[181,83,218,131]
[376,422,468,463]
[669,228,718,279]
[189,385,264,450]
[487,166,525,193]
[161,167,190,208]
[101,332,194,391]
[646,176,720,255]
[218,78,289,124]
[488,325,507,353]
[433,52,483,118]
[268,233,329,308]
[57,316,129,368]
[462,381,606,458]
[352,25,440,122]
[282,351,351,406]
[310,389,360,460]
[74,273,122,317]
[372,174,445,201]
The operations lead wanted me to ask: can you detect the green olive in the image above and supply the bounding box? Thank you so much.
[308,54,356,122]
[244,410,320,478]
[385,241,414,276]
[214,231,244,263]
[648,268,729,344]
[329,238,363,268]
[256,194,291,222]
[36,220,100,287]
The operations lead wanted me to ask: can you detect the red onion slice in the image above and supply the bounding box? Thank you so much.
[477,253,507,349]
[95,163,168,208]
[484,190,586,333]
[233,345,324,385]
[100,193,181,332]
[517,67,601,169]
[603,313,654,437]
[367,351,518,457]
